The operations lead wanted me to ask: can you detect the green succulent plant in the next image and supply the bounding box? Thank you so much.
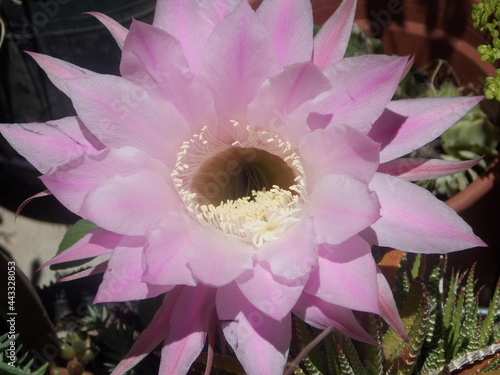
[472,0,500,101]
[288,254,500,375]
[0,333,50,375]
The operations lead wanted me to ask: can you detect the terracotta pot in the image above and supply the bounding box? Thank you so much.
[311,0,500,300]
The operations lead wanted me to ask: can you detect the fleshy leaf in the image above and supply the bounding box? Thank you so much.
[383,280,430,374]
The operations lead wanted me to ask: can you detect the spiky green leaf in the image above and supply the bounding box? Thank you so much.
[383,281,430,374]
[480,279,500,347]
[364,316,383,375]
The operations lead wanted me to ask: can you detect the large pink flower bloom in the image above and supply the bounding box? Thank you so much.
[1,0,486,374]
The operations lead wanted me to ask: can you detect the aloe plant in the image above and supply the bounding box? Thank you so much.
[0,333,50,375]
[288,254,500,375]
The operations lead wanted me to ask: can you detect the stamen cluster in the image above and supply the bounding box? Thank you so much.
[171,122,307,247]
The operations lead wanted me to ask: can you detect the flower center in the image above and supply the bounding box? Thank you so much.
[172,122,306,247]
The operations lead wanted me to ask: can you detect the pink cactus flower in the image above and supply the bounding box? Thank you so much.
[0,0,486,374]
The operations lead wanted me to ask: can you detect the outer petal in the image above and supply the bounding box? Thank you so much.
[299,125,380,188]
[257,217,317,280]
[59,261,108,282]
[303,237,380,314]
[94,237,172,303]
[376,269,407,340]
[247,62,331,143]
[365,173,486,252]
[217,282,291,375]
[307,175,380,245]
[142,215,196,287]
[27,52,91,97]
[79,170,176,236]
[86,12,128,49]
[313,0,357,69]
[42,228,122,268]
[317,55,408,133]
[40,147,177,235]
[0,117,102,174]
[369,96,483,163]
[236,262,307,320]
[64,74,189,166]
[377,157,482,181]
[293,293,377,345]
[111,288,183,375]
[41,147,156,213]
[199,0,279,124]
[256,0,313,66]
[120,20,216,131]
[153,0,238,73]
[185,225,254,287]
[159,286,215,375]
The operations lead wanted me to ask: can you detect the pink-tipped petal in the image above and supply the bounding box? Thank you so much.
[42,228,122,268]
[0,117,102,174]
[153,0,238,73]
[111,288,183,375]
[318,55,409,133]
[236,262,307,320]
[142,216,196,287]
[293,293,377,345]
[377,157,483,181]
[59,261,108,282]
[79,169,176,236]
[64,74,189,165]
[120,20,216,131]
[299,125,379,188]
[248,62,331,143]
[376,269,407,340]
[159,286,216,375]
[369,96,484,163]
[313,0,357,69]
[85,12,128,49]
[26,52,91,97]
[401,55,415,80]
[257,218,317,280]
[217,282,291,375]
[308,175,380,244]
[185,226,254,287]
[199,0,279,124]
[365,173,486,253]
[303,237,380,314]
[94,237,172,304]
[256,0,313,66]
[40,147,176,235]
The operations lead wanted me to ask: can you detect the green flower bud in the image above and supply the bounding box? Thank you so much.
[59,343,75,361]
